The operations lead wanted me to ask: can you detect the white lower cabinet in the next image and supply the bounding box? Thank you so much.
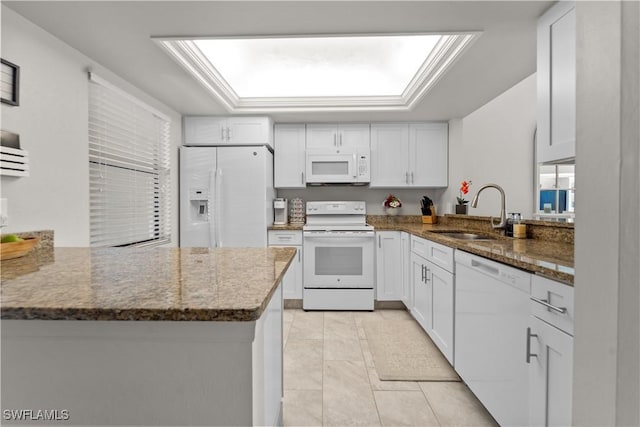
[410,236,455,364]
[268,230,303,300]
[528,275,574,427]
[411,251,429,328]
[427,261,454,362]
[400,232,412,310]
[375,231,403,301]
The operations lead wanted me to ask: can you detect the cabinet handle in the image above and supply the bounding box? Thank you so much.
[421,265,425,282]
[405,172,409,184]
[227,127,232,140]
[334,133,337,146]
[425,267,430,282]
[378,235,381,248]
[530,296,567,314]
[301,172,304,184]
[298,248,301,262]
[339,133,343,146]
[526,327,538,364]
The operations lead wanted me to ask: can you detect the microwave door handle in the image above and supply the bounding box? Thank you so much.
[353,154,357,178]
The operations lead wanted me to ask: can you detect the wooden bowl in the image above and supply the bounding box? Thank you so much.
[0,237,39,260]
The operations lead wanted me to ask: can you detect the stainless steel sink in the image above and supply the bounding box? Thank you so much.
[432,231,497,241]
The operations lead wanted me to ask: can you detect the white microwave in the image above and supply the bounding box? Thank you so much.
[306,149,370,184]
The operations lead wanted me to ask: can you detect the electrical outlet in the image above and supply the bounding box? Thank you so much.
[0,198,8,228]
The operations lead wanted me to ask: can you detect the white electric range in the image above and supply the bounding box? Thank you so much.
[302,201,375,310]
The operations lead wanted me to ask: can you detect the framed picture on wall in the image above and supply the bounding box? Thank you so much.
[1,58,20,106]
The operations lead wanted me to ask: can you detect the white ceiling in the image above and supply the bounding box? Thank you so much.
[4,1,554,122]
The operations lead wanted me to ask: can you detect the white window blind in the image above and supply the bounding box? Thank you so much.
[88,73,171,247]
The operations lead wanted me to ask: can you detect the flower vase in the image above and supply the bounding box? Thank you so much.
[385,207,399,216]
[455,204,468,215]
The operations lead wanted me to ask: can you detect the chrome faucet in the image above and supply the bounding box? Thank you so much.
[471,183,507,229]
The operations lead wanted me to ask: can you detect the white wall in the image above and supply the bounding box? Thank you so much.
[0,6,181,247]
[439,73,536,218]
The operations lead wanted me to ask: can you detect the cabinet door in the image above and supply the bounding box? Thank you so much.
[184,116,226,145]
[274,124,306,188]
[409,123,448,187]
[411,253,429,331]
[376,232,402,301]
[426,261,454,363]
[294,246,303,299]
[338,124,370,150]
[529,316,573,427]
[400,232,412,310]
[306,124,338,150]
[370,123,410,187]
[268,244,303,300]
[227,117,273,146]
[537,2,576,163]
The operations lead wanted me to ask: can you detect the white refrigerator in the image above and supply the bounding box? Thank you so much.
[180,145,275,247]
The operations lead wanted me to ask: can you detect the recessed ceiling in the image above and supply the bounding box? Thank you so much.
[158,33,478,112]
[2,1,554,121]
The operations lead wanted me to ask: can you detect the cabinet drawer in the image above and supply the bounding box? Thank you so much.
[411,235,429,258]
[268,230,302,246]
[427,240,454,273]
[531,275,574,335]
[410,236,454,273]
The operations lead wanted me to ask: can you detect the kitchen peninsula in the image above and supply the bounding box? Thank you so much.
[1,246,296,426]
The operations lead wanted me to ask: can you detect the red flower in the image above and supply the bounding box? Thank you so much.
[460,180,470,195]
[457,180,472,205]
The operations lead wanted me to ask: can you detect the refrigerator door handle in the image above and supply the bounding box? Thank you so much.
[215,168,223,247]
[208,170,217,247]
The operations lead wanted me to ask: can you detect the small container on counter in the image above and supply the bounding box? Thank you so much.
[513,224,527,239]
[513,215,527,239]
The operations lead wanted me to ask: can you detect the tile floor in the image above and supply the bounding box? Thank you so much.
[282,309,499,427]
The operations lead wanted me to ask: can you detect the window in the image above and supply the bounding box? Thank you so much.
[534,163,575,221]
[88,73,171,247]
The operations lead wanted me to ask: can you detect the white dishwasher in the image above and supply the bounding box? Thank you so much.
[454,250,531,427]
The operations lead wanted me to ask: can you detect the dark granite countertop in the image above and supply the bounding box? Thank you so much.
[1,247,296,321]
[373,222,574,285]
[269,216,573,284]
[268,224,304,231]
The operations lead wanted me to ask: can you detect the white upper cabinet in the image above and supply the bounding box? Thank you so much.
[370,122,448,188]
[409,123,448,187]
[184,116,274,148]
[184,117,227,145]
[370,123,410,187]
[306,123,370,152]
[537,1,576,163]
[274,124,306,188]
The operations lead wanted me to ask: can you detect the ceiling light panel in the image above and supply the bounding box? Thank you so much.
[193,35,441,97]
[157,32,479,112]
